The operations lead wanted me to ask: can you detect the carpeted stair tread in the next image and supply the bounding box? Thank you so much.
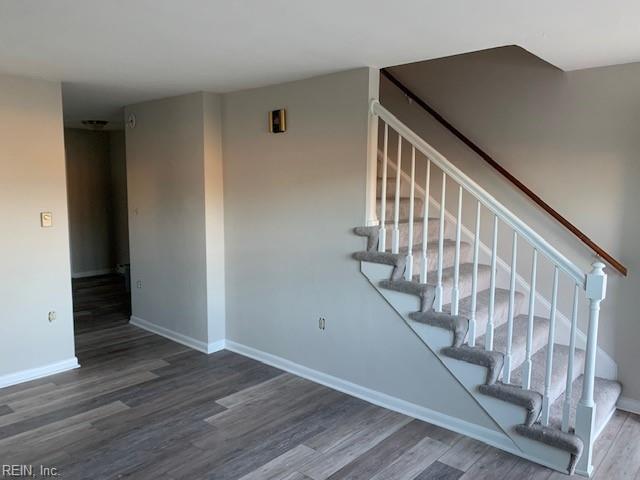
[380,263,491,312]
[353,226,379,252]
[380,279,435,312]
[515,424,583,474]
[478,314,550,375]
[441,345,504,384]
[547,375,622,434]
[352,251,406,280]
[478,383,542,426]
[447,288,526,341]
[408,311,469,347]
[510,344,586,406]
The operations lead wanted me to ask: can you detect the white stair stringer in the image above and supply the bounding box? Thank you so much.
[360,260,575,474]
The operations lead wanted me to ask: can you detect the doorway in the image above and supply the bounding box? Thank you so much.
[64,127,131,337]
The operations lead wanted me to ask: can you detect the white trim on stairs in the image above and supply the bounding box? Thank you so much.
[617,396,640,415]
[130,315,225,354]
[0,357,79,389]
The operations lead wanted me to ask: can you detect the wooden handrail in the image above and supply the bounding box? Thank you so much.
[381,68,628,277]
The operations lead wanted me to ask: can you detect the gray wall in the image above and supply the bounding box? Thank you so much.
[0,73,76,377]
[222,68,496,428]
[125,92,225,346]
[384,46,640,401]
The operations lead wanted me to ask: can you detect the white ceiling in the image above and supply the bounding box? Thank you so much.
[1,1,639,127]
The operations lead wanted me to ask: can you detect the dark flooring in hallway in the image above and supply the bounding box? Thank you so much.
[0,276,637,479]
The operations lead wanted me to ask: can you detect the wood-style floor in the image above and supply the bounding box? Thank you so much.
[0,276,638,479]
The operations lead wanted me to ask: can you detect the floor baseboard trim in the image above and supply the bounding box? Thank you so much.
[224,340,515,453]
[0,357,80,389]
[130,316,224,354]
[71,268,115,279]
[617,396,640,415]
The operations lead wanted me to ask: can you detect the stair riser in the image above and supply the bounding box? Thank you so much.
[467,292,526,344]
[427,266,492,310]
[486,315,551,377]
[383,218,454,248]
[511,345,586,407]
[376,178,401,197]
[401,242,473,277]
[377,198,424,223]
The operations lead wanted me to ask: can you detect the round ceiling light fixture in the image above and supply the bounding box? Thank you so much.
[81,120,109,130]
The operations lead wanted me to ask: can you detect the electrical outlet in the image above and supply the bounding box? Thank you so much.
[48,311,56,322]
[136,280,143,289]
[318,317,326,330]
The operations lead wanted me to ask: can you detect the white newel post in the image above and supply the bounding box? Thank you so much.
[575,261,607,476]
[365,97,380,227]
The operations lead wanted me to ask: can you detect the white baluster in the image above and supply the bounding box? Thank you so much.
[378,123,388,252]
[562,283,580,432]
[485,215,498,351]
[541,266,559,425]
[451,186,462,315]
[391,135,402,254]
[366,99,379,227]
[468,200,480,347]
[420,159,431,284]
[435,171,446,312]
[575,262,607,476]
[523,248,538,390]
[504,231,517,383]
[405,146,416,280]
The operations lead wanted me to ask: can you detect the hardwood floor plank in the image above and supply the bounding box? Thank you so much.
[506,458,553,480]
[592,409,628,472]
[368,435,449,480]
[458,448,522,480]
[0,382,58,404]
[419,422,462,446]
[414,461,464,480]
[0,401,129,452]
[594,413,640,480]
[216,372,295,408]
[167,394,344,479]
[278,473,313,480]
[303,403,389,452]
[298,410,411,480]
[327,419,435,480]
[438,436,490,471]
[238,444,319,480]
[0,371,157,433]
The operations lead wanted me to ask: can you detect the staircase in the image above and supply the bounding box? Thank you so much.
[352,100,622,476]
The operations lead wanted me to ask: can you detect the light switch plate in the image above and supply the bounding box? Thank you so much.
[40,211,53,227]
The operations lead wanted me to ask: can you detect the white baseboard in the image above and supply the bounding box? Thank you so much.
[0,357,79,389]
[617,396,640,415]
[130,315,225,354]
[224,340,515,453]
[72,268,115,279]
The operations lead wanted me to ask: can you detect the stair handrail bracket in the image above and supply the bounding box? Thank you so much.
[369,99,586,287]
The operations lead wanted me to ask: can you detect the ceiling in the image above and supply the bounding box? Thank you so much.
[1,1,639,127]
